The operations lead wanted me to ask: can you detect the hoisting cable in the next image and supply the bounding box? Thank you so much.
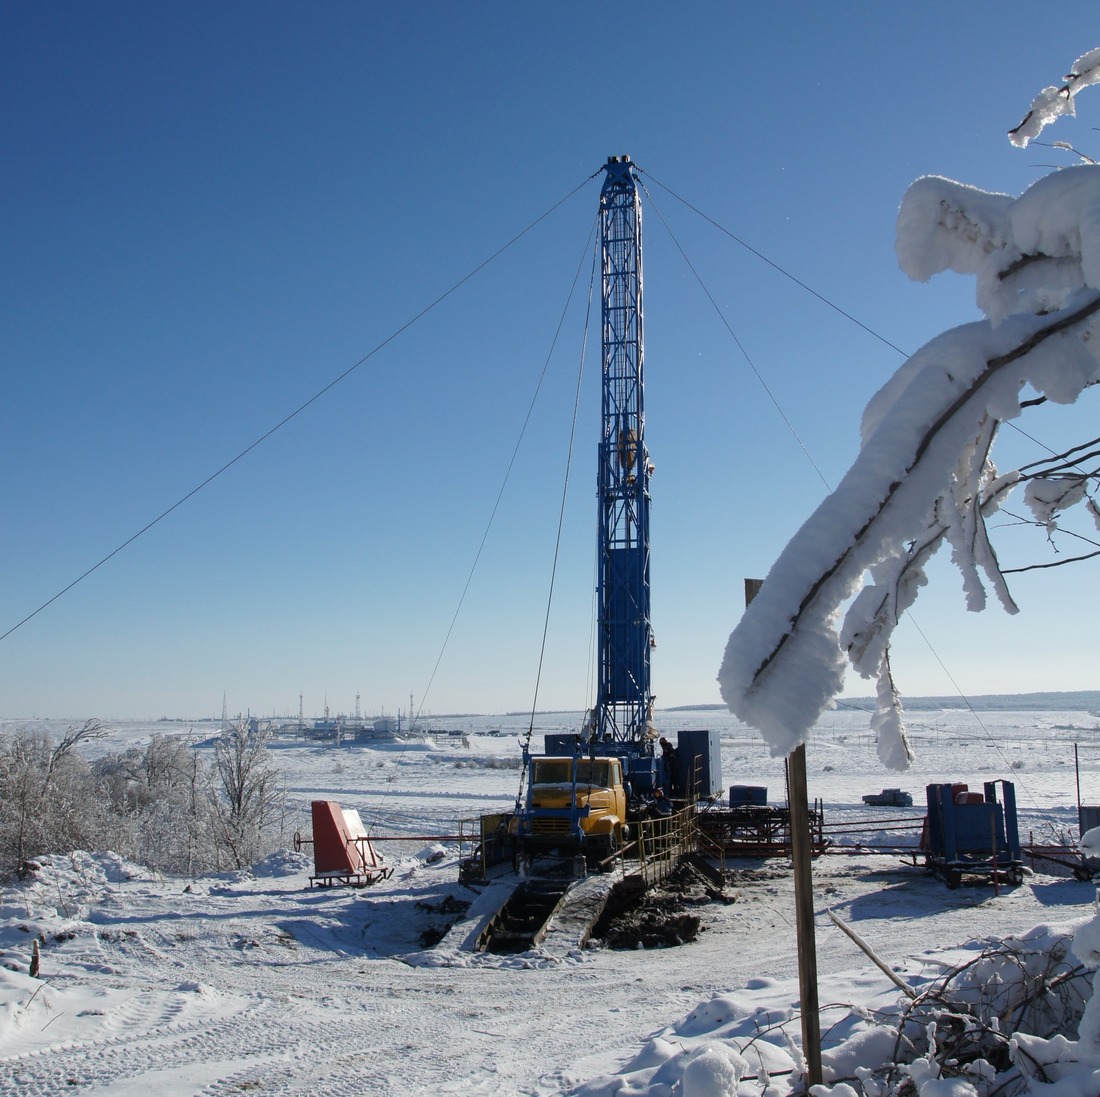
[515,230,600,813]
[640,175,1048,805]
[0,172,600,646]
[409,212,600,739]
[584,533,600,728]
[902,617,1045,811]
[637,169,911,359]
[639,178,832,491]
[359,209,602,831]
[640,166,1085,468]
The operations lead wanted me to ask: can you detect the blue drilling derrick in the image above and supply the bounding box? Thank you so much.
[508,156,661,875]
[595,155,654,747]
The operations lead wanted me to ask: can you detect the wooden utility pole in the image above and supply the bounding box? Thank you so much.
[744,578,822,1087]
[788,742,822,1085]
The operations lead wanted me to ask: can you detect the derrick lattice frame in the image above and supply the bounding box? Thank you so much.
[595,157,653,744]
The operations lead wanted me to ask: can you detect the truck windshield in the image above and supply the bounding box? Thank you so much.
[531,760,612,786]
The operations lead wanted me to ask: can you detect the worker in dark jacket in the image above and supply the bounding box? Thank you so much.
[642,787,673,856]
[647,787,673,818]
[659,736,680,796]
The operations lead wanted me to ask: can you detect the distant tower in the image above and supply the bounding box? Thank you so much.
[298,692,304,732]
[221,691,228,730]
[355,691,361,721]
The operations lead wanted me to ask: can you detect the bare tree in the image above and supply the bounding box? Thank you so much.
[94,734,219,875]
[209,719,284,869]
[0,720,109,877]
[0,718,290,880]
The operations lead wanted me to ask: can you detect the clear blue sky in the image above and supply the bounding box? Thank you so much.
[3,3,1098,720]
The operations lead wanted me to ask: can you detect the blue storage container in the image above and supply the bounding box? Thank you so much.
[674,728,723,799]
[924,779,1022,887]
[729,785,767,806]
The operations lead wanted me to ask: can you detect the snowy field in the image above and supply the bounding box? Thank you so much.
[2,704,1100,1095]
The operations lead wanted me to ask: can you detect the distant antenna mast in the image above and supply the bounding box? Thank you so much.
[298,692,304,732]
[355,691,361,721]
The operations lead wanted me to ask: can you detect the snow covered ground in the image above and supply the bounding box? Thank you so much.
[1,705,1099,1095]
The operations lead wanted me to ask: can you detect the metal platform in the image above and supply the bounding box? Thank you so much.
[309,866,393,888]
[696,804,827,858]
[475,878,574,954]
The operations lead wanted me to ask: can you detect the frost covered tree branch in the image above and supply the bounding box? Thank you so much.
[1009,47,1100,148]
[719,52,1100,769]
[719,291,1100,766]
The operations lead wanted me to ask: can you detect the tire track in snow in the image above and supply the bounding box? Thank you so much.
[0,994,281,1096]
[0,992,528,1097]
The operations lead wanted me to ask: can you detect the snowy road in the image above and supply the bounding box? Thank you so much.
[1,846,1089,1096]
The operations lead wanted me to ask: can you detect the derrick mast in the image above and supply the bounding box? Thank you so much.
[506,156,717,873]
[595,156,653,745]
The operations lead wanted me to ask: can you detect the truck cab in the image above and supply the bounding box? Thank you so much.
[511,754,627,866]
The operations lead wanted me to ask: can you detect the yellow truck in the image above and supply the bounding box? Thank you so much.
[511,755,628,866]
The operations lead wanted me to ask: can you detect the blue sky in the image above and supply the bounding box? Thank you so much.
[3,4,1099,720]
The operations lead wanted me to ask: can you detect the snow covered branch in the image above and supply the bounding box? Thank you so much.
[1009,47,1100,148]
[719,164,1100,767]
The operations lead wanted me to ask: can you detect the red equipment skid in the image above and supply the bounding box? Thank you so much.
[308,800,393,887]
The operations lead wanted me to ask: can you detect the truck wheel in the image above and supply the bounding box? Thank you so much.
[594,832,617,872]
[609,826,623,861]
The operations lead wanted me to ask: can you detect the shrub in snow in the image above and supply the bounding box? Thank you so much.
[0,721,109,878]
[815,929,1091,1096]
[998,914,1100,1092]
[95,732,221,875]
[576,929,1092,1096]
[0,719,294,880]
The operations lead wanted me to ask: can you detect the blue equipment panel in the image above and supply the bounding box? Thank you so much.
[730,785,768,806]
[675,729,723,799]
[924,780,1022,887]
